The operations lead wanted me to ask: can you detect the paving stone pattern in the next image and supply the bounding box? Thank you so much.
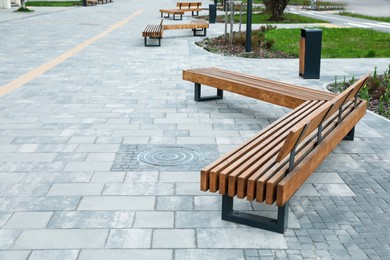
[0,0,390,259]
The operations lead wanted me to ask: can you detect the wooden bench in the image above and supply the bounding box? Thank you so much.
[183,67,337,108]
[177,2,203,16]
[163,19,209,36]
[183,68,370,233]
[160,2,203,19]
[142,19,164,47]
[159,9,185,20]
[87,0,97,6]
[142,19,208,47]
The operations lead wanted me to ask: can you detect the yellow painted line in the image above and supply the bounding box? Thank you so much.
[0,9,144,97]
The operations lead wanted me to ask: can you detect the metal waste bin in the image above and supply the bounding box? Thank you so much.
[299,28,322,79]
[209,4,216,23]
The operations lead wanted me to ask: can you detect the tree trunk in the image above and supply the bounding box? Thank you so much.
[263,0,290,21]
[20,0,26,8]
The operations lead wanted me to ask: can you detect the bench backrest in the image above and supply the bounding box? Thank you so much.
[276,73,370,163]
[177,2,202,9]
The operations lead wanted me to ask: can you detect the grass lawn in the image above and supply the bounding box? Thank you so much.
[241,0,342,6]
[265,28,390,58]
[338,12,390,23]
[218,12,327,24]
[26,1,82,7]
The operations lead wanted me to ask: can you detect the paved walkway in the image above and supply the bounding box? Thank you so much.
[0,1,389,259]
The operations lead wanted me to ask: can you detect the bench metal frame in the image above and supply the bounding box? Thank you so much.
[161,12,183,20]
[144,37,161,47]
[222,195,289,233]
[194,83,223,102]
[193,28,207,36]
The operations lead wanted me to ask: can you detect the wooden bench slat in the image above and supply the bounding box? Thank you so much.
[190,68,337,101]
[162,20,208,30]
[263,105,347,204]
[265,99,360,204]
[210,101,324,194]
[275,102,332,162]
[206,100,323,193]
[275,73,370,163]
[200,100,317,192]
[223,101,325,196]
[207,68,337,101]
[160,9,185,15]
[275,99,367,206]
[240,100,327,200]
[183,68,336,109]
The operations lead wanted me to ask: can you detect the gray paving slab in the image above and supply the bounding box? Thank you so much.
[78,249,173,260]
[13,229,108,249]
[0,0,389,258]
[0,251,31,260]
[28,250,79,260]
[3,212,53,229]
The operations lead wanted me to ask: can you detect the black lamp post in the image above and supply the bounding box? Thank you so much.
[83,0,87,6]
[245,0,252,52]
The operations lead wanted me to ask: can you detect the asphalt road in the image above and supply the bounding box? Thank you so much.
[288,1,390,33]
[330,0,390,16]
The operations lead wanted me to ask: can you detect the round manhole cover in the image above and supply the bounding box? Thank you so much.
[137,147,200,166]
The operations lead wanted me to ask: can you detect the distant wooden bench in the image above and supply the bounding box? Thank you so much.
[160,2,203,19]
[142,19,164,47]
[182,67,337,108]
[87,0,97,6]
[142,19,208,47]
[183,67,370,233]
[177,2,203,16]
[160,9,185,20]
[163,19,209,36]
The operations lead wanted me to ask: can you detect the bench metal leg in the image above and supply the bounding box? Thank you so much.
[193,28,207,36]
[173,14,182,20]
[192,10,199,16]
[144,37,161,47]
[194,83,223,102]
[343,126,355,141]
[221,195,288,233]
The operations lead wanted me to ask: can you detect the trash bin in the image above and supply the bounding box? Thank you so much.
[209,4,216,24]
[299,28,322,79]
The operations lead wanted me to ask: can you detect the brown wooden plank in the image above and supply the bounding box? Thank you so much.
[242,101,326,200]
[275,102,332,162]
[201,100,316,192]
[265,133,319,204]
[257,106,341,203]
[345,73,370,100]
[183,70,305,109]
[208,68,336,101]
[182,68,335,109]
[214,100,323,194]
[176,2,202,9]
[227,141,282,197]
[262,100,356,204]
[276,100,367,207]
[299,38,305,75]
[275,73,370,163]
[186,68,337,101]
[236,101,324,200]
[163,20,208,30]
[225,100,324,196]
